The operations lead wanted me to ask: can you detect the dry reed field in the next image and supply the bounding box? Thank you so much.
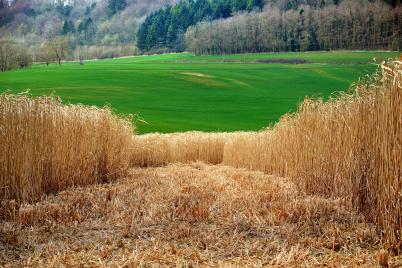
[1,60,401,266]
[131,132,248,167]
[132,60,402,252]
[0,94,133,203]
[223,60,402,251]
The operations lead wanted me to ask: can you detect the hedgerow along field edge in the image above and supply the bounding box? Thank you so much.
[0,51,399,133]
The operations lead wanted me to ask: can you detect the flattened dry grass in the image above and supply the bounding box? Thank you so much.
[3,163,399,267]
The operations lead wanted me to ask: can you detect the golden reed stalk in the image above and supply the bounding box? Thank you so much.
[131,60,401,249]
[0,94,133,203]
[223,60,401,250]
[131,131,243,166]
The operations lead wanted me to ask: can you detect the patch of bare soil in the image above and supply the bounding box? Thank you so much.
[1,163,400,267]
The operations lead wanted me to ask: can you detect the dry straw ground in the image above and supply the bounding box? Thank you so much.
[0,60,401,266]
[2,163,401,267]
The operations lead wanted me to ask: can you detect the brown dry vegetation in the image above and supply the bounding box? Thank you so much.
[223,61,402,251]
[131,132,244,167]
[0,94,133,203]
[131,61,402,252]
[0,60,401,266]
[3,163,402,267]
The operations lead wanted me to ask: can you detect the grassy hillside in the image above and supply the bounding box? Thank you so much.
[0,51,399,133]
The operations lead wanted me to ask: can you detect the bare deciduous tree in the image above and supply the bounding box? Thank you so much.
[48,37,70,65]
[0,40,31,72]
[185,1,402,55]
[0,40,15,72]
[38,42,55,66]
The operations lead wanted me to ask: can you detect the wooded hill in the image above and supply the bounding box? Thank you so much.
[139,0,402,53]
[137,0,264,52]
[185,1,402,54]
[0,0,179,47]
[0,0,400,63]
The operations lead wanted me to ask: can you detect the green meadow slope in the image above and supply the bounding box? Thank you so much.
[0,51,399,133]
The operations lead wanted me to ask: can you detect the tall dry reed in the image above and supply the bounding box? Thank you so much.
[0,94,134,203]
[131,132,241,166]
[223,60,401,249]
[127,60,400,248]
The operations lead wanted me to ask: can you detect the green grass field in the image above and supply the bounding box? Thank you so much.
[0,51,399,133]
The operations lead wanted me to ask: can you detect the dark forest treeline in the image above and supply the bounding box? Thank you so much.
[137,0,264,52]
[185,1,402,55]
